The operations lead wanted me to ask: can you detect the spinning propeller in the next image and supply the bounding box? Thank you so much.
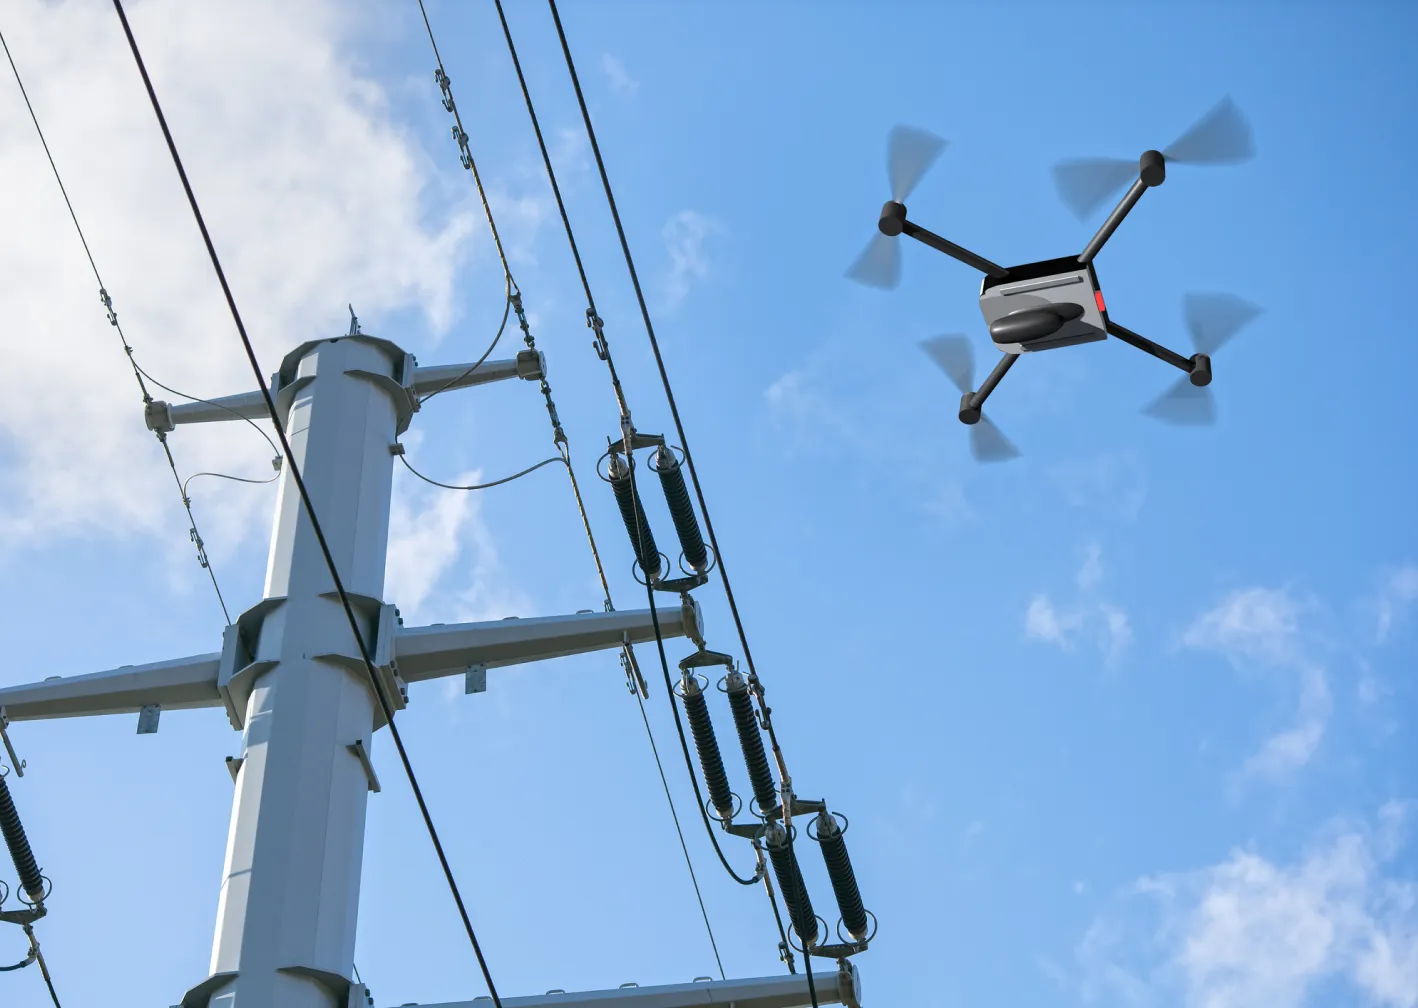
[1142,293,1263,425]
[846,125,947,289]
[1052,97,1255,219]
[920,336,1019,462]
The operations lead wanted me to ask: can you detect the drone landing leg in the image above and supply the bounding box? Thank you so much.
[1106,320,1210,384]
[902,220,1010,278]
[959,352,1017,424]
[1077,151,1166,264]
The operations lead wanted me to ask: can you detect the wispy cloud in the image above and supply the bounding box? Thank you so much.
[1077,810,1418,1008]
[1374,564,1418,643]
[1025,543,1131,665]
[662,210,720,310]
[1184,586,1327,781]
[600,53,638,94]
[1050,451,1149,520]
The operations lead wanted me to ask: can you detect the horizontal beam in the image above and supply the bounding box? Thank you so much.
[156,357,532,427]
[394,604,698,682]
[0,605,695,723]
[0,653,221,722]
[402,966,860,1008]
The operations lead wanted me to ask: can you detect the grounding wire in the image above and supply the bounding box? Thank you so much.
[416,275,513,406]
[109,4,505,1004]
[0,26,234,625]
[182,469,280,498]
[398,452,565,492]
[492,0,762,890]
[417,0,738,969]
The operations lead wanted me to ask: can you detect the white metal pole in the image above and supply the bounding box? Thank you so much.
[204,334,402,1008]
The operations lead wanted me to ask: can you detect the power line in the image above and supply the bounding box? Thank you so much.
[418,0,732,974]
[107,4,505,1005]
[399,452,565,492]
[0,27,238,625]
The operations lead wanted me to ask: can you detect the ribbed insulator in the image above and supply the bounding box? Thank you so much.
[725,671,777,815]
[680,675,734,821]
[608,454,661,581]
[653,446,708,573]
[814,811,868,942]
[0,772,43,905]
[765,822,818,947]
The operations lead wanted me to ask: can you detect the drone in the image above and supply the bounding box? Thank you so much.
[848,97,1263,461]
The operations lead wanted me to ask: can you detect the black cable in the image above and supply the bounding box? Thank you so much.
[0,26,234,624]
[109,5,504,1004]
[398,452,564,491]
[493,0,763,892]
[131,360,282,460]
[545,0,797,797]
[416,276,513,405]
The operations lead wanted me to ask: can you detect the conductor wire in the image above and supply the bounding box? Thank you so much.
[0,27,235,625]
[420,0,732,973]
[110,4,504,1004]
[545,0,801,821]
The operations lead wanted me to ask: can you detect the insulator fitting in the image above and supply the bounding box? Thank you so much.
[607,453,662,581]
[813,811,869,942]
[0,772,43,906]
[651,446,708,574]
[679,674,734,821]
[764,821,818,947]
[725,670,777,816]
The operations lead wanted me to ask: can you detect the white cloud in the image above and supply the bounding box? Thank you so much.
[385,466,532,627]
[1027,594,1085,647]
[1240,664,1331,780]
[1184,586,1302,666]
[0,0,479,553]
[1185,586,1330,780]
[600,53,638,94]
[662,209,719,309]
[1375,564,1418,643]
[1079,812,1418,1008]
[1051,451,1149,520]
[1025,544,1130,665]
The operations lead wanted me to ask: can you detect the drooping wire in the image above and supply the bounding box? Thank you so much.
[416,274,513,406]
[490,0,763,891]
[398,453,565,492]
[416,0,733,972]
[109,5,504,1005]
[0,27,237,625]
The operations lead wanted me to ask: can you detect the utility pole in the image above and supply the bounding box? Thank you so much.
[0,332,859,1008]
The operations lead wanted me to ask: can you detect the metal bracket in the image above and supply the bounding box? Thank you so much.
[137,704,161,734]
[347,740,380,793]
[0,708,24,777]
[652,573,708,595]
[678,648,735,673]
[144,400,175,433]
[607,431,666,453]
[225,756,244,784]
[0,904,45,926]
[464,664,487,695]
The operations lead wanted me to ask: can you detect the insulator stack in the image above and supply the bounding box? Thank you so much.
[607,453,661,580]
[814,811,868,942]
[725,670,777,815]
[764,822,818,947]
[653,446,708,573]
[680,674,735,821]
[0,772,43,905]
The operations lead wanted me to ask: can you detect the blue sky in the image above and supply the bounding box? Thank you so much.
[0,1,1415,1006]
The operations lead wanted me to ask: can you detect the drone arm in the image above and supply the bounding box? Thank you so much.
[902,220,1010,278]
[1077,151,1166,265]
[958,351,1018,423]
[1106,320,1192,372]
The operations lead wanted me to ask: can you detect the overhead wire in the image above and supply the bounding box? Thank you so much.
[418,0,730,975]
[398,453,565,492]
[489,0,785,908]
[535,4,829,994]
[0,26,238,625]
[108,4,505,1005]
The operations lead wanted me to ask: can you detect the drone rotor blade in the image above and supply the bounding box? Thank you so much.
[1163,96,1254,165]
[1050,157,1137,219]
[888,125,947,202]
[846,233,901,289]
[1183,292,1263,354]
[1143,377,1216,426]
[970,415,1021,462]
[919,334,975,394]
